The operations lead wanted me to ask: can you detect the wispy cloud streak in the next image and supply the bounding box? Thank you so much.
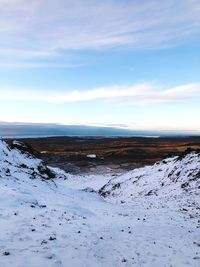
[0,0,199,62]
[0,82,199,105]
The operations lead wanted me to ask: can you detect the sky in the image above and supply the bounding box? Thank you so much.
[0,0,200,132]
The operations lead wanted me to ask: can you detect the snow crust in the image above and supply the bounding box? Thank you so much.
[0,140,200,267]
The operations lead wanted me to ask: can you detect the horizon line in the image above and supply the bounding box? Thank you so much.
[0,121,200,134]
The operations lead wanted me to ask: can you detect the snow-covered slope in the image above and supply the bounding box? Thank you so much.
[99,150,200,205]
[0,139,66,181]
[0,140,200,267]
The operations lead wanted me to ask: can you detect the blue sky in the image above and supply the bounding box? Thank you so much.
[0,0,200,131]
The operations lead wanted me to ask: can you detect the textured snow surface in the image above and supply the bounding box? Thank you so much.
[100,151,200,203]
[0,140,200,267]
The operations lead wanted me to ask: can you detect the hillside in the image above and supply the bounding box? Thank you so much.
[0,140,200,267]
[99,149,200,205]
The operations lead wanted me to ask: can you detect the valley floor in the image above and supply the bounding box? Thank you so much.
[0,173,199,267]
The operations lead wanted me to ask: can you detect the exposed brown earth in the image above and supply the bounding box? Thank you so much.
[6,136,200,174]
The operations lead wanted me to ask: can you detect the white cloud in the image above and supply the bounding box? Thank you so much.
[141,83,200,104]
[0,0,199,61]
[0,82,199,105]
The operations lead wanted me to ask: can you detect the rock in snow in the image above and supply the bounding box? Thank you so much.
[0,140,199,267]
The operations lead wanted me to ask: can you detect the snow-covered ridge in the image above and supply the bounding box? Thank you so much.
[99,149,200,203]
[0,139,66,181]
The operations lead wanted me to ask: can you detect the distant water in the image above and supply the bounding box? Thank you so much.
[0,123,199,138]
[2,134,161,139]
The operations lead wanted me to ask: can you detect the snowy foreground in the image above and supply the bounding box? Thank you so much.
[0,140,200,267]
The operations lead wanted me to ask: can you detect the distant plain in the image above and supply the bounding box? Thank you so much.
[6,136,200,174]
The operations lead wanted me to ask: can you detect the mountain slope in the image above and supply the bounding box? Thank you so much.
[0,140,200,267]
[99,150,200,206]
[0,140,66,181]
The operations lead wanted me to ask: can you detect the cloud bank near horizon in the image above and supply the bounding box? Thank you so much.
[0,121,199,138]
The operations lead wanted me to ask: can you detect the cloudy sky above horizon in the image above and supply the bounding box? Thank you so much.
[0,0,200,131]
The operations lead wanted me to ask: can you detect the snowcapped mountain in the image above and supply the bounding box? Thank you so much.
[99,150,200,204]
[0,140,199,267]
